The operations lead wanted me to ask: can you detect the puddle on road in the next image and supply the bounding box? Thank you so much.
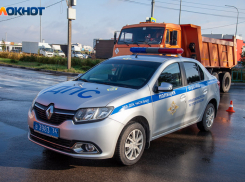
[0,122,27,154]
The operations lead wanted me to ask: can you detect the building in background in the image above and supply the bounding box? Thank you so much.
[0,41,22,52]
[82,45,93,52]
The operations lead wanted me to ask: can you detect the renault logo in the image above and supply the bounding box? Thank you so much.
[46,105,54,120]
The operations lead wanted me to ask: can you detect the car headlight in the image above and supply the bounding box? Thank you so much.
[30,94,39,111]
[28,94,39,118]
[74,107,114,123]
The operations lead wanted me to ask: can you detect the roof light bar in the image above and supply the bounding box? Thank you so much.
[130,47,184,55]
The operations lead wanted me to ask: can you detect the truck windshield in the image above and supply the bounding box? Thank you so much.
[79,59,161,89]
[75,51,81,54]
[118,27,165,45]
[45,48,54,52]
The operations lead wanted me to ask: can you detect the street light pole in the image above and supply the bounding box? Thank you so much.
[151,0,155,17]
[179,0,182,24]
[67,0,72,70]
[40,0,42,42]
[225,5,239,37]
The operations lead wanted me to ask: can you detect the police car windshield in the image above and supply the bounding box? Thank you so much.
[118,27,165,45]
[79,59,161,89]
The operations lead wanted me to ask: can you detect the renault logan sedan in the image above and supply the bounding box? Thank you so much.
[28,48,220,165]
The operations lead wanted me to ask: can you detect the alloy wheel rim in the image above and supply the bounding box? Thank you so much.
[206,107,214,127]
[124,129,143,160]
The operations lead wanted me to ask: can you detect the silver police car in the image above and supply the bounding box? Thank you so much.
[28,48,220,165]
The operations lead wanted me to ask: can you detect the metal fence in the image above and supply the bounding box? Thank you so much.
[232,68,245,82]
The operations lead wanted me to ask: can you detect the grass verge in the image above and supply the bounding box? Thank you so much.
[0,58,86,73]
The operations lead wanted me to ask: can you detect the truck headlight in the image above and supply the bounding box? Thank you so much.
[74,107,114,123]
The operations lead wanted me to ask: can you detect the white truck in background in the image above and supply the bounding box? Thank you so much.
[52,45,65,57]
[71,45,84,58]
[22,42,54,57]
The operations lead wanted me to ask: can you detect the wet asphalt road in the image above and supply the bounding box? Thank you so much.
[0,66,245,182]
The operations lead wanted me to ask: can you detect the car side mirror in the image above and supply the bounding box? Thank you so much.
[158,82,173,92]
[114,31,117,45]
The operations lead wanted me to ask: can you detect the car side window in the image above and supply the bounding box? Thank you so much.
[183,62,204,84]
[158,63,182,88]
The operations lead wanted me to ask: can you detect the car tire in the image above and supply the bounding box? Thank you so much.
[114,122,146,165]
[197,103,215,132]
[219,72,231,93]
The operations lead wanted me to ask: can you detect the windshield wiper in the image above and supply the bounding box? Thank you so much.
[123,41,129,46]
[133,42,140,46]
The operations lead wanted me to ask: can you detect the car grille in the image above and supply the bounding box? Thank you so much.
[30,128,76,153]
[34,102,75,125]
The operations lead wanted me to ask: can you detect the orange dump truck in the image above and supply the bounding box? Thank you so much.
[113,22,237,92]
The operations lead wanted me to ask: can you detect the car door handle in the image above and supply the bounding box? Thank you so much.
[180,94,186,102]
[203,88,208,95]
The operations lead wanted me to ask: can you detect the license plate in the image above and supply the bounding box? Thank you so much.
[33,122,59,138]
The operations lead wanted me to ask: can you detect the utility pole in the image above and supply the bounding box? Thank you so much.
[179,0,182,24]
[67,0,72,69]
[40,0,42,42]
[67,0,76,70]
[225,5,239,37]
[151,0,155,17]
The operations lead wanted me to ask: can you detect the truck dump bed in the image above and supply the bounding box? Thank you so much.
[180,24,237,68]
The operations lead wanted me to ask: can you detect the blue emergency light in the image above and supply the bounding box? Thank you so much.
[130,47,184,55]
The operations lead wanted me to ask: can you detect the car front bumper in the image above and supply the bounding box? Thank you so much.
[28,110,124,159]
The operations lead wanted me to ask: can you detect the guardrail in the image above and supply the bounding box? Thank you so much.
[232,68,245,82]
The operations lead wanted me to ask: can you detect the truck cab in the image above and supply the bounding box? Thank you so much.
[113,22,181,57]
[52,45,65,57]
[72,45,84,59]
[39,45,54,57]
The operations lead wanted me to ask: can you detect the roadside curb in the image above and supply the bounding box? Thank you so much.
[231,83,245,86]
[0,63,79,76]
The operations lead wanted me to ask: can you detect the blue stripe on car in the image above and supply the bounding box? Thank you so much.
[111,79,217,115]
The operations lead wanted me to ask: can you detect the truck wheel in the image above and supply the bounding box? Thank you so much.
[114,122,146,165]
[212,72,219,80]
[197,103,215,132]
[219,72,231,93]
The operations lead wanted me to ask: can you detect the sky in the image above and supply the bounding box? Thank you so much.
[0,0,245,47]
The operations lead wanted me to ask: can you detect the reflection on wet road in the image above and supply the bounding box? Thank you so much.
[0,66,245,182]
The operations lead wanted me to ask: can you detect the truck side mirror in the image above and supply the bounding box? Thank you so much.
[114,32,117,45]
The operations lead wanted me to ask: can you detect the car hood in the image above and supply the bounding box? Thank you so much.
[35,81,135,111]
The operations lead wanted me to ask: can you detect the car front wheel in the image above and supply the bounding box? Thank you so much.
[114,122,146,165]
